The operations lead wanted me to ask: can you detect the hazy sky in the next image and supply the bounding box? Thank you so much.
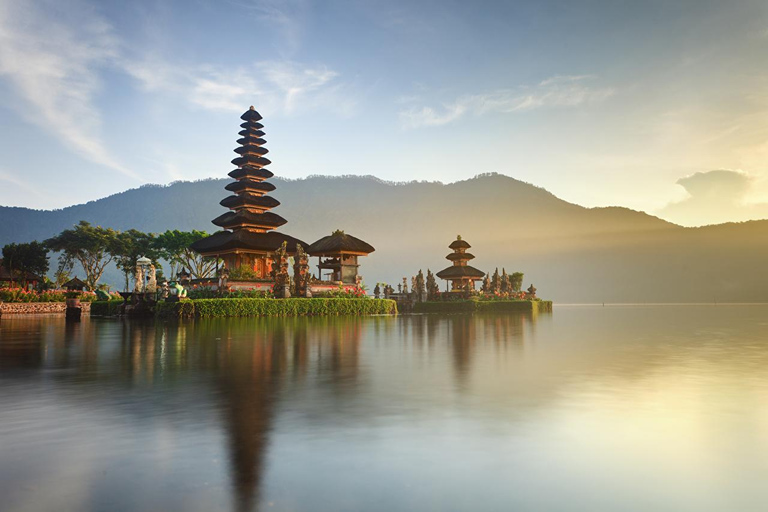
[0,0,766,226]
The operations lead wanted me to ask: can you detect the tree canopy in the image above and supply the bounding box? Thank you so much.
[45,221,119,291]
[1,241,49,285]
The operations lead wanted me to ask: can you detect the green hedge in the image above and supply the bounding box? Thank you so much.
[192,298,397,318]
[155,300,195,319]
[90,300,124,316]
[414,300,552,314]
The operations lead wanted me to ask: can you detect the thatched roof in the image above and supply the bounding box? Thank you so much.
[236,137,267,147]
[220,194,280,210]
[212,211,287,230]
[228,167,274,180]
[240,106,263,122]
[307,231,375,256]
[448,237,471,250]
[446,252,475,261]
[234,145,269,156]
[224,180,276,194]
[190,230,307,255]
[62,277,87,290]
[436,265,485,279]
[231,155,271,168]
[238,128,265,138]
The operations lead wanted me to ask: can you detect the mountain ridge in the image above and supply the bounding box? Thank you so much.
[2,173,767,303]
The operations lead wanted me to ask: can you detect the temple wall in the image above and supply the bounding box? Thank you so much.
[0,302,92,315]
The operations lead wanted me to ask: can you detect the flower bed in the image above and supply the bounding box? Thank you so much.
[0,288,122,303]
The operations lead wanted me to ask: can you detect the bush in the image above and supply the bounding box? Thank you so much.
[192,298,397,318]
[90,300,124,316]
[187,286,272,299]
[155,300,195,319]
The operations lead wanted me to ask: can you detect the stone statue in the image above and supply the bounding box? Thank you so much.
[146,264,157,293]
[402,277,408,295]
[218,267,229,295]
[293,244,312,298]
[134,265,144,293]
[273,241,291,298]
[526,284,537,299]
[159,281,169,300]
[374,283,381,299]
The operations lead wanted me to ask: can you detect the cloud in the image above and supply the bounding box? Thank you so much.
[0,0,140,180]
[124,58,348,116]
[658,169,768,226]
[399,75,614,129]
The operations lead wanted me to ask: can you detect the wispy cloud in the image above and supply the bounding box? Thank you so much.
[0,0,140,180]
[124,58,348,116]
[400,75,615,129]
[228,0,309,56]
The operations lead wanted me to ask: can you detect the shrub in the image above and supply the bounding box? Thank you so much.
[155,300,195,319]
[192,298,396,318]
[228,266,259,280]
[90,300,124,316]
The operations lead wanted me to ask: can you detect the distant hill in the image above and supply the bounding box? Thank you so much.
[2,173,768,303]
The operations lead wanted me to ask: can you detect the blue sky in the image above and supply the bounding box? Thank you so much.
[0,0,766,225]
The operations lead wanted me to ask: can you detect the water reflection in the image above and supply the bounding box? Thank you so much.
[4,307,768,512]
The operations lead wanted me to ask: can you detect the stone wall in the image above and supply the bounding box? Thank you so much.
[0,302,92,315]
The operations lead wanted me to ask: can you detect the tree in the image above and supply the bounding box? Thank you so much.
[2,241,49,286]
[113,230,161,291]
[45,221,119,291]
[53,253,75,288]
[155,230,217,279]
[510,272,524,293]
[415,269,426,299]
[426,269,439,300]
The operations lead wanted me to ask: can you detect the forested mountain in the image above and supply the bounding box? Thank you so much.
[2,173,767,303]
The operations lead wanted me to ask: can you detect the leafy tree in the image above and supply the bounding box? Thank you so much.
[415,269,426,299]
[53,253,75,288]
[155,230,217,279]
[113,230,161,291]
[426,269,439,300]
[510,272,524,292]
[45,221,119,291]
[2,241,49,286]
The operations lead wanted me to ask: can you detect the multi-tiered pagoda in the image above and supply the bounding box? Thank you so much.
[436,235,486,292]
[191,107,306,278]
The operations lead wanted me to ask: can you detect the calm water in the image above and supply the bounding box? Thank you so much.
[1,306,768,512]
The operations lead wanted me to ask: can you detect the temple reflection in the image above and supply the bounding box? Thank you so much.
[0,311,546,512]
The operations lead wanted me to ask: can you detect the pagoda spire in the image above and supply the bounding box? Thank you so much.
[211,107,287,233]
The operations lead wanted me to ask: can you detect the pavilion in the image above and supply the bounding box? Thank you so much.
[307,230,375,285]
[436,236,486,292]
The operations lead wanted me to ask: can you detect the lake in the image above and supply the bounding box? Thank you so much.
[1,306,767,512]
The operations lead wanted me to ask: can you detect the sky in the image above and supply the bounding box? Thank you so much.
[0,0,766,226]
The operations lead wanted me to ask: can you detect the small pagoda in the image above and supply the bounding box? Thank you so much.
[436,235,486,292]
[307,230,375,285]
[191,107,306,279]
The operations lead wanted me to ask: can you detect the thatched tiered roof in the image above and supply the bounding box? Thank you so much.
[191,106,306,255]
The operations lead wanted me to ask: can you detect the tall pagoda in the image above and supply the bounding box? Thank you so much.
[436,235,486,292]
[191,106,306,278]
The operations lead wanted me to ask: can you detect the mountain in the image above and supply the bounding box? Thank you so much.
[2,173,768,303]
